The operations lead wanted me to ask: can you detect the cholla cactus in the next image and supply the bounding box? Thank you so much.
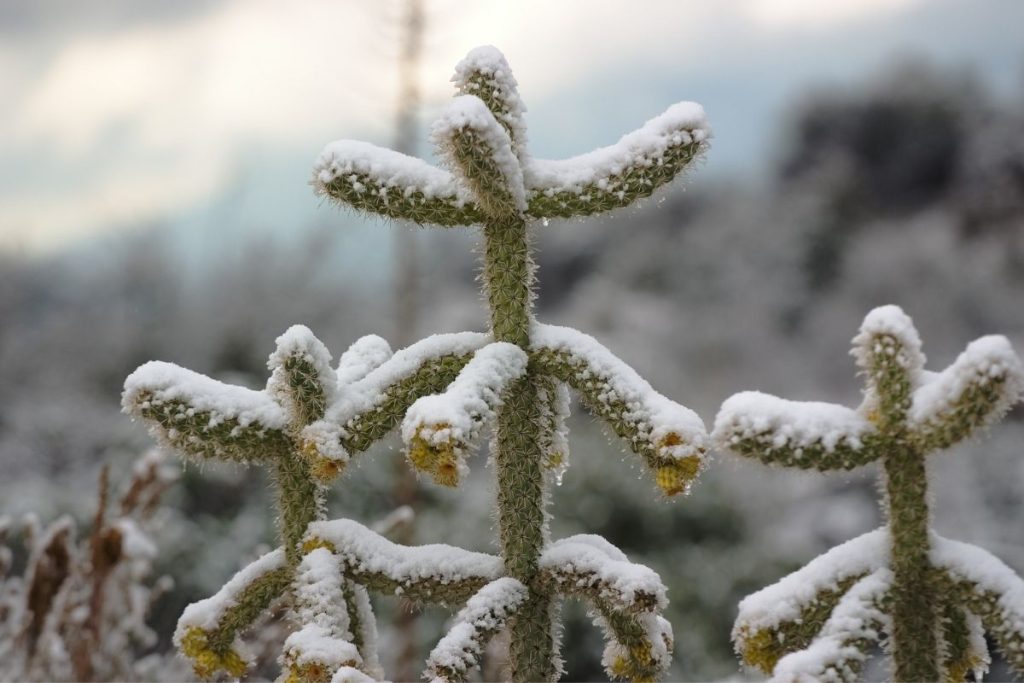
[122,45,710,682]
[713,305,1024,682]
[303,45,710,681]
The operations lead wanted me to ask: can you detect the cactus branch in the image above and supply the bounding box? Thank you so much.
[424,577,528,683]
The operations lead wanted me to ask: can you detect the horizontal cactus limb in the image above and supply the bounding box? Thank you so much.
[540,534,667,613]
[769,569,892,683]
[174,548,291,679]
[909,334,1024,452]
[424,577,528,683]
[122,361,291,464]
[713,391,880,471]
[530,323,708,496]
[299,332,490,477]
[524,101,710,220]
[733,529,888,673]
[304,518,502,607]
[931,533,1024,677]
[402,342,528,487]
[313,139,484,226]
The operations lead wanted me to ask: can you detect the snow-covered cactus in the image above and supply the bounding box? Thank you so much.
[123,45,709,681]
[714,305,1024,682]
[305,45,710,681]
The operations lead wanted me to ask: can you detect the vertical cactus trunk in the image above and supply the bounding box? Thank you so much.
[483,215,555,680]
[882,444,939,682]
[274,455,322,566]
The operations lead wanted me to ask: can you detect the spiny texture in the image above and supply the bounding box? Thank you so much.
[125,325,474,679]
[305,45,710,682]
[714,305,1024,682]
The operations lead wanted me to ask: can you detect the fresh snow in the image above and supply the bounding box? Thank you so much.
[175,547,286,640]
[307,519,502,592]
[713,392,873,453]
[431,95,527,214]
[770,570,893,683]
[336,335,393,387]
[525,102,709,195]
[123,361,287,431]
[533,323,707,460]
[425,577,527,680]
[734,529,888,637]
[314,140,473,206]
[541,535,667,611]
[402,342,527,460]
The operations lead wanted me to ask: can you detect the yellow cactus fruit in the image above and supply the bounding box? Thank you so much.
[654,455,701,496]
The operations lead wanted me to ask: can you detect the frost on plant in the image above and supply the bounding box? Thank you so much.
[714,305,1024,682]
[124,45,710,682]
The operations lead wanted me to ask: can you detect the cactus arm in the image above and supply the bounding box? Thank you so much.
[304,519,503,607]
[122,361,291,464]
[343,581,383,680]
[424,577,528,683]
[432,95,526,218]
[283,548,365,682]
[769,570,892,683]
[850,305,927,426]
[452,46,528,163]
[402,342,528,486]
[939,600,990,683]
[530,324,708,495]
[909,335,1024,452]
[932,534,1024,677]
[313,140,484,226]
[712,391,880,472]
[539,535,667,614]
[536,376,571,479]
[592,607,674,683]
[267,325,338,428]
[335,334,393,387]
[732,529,888,674]
[174,548,291,680]
[300,332,489,470]
[524,102,709,220]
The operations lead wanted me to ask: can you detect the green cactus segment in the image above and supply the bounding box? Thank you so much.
[592,605,674,682]
[266,325,338,428]
[174,548,290,679]
[718,305,1024,681]
[539,535,667,614]
[524,102,709,221]
[883,447,940,682]
[494,375,556,681]
[711,393,880,471]
[433,96,526,218]
[933,535,1024,678]
[304,518,503,607]
[123,361,290,464]
[939,601,989,683]
[535,375,571,478]
[274,454,324,565]
[313,140,484,227]
[732,529,887,674]
[531,325,707,494]
[424,577,528,683]
[453,46,528,162]
[909,335,1024,452]
[403,342,528,487]
[300,332,489,464]
[770,571,892,683]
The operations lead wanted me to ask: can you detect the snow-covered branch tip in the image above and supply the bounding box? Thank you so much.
[718,305,1024,682]
[402,342,528,486]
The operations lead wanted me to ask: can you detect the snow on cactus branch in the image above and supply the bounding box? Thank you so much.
[424,577,528,683]
[452,45,528,163]
[717,305,1024,682]
[532,323,708,496]
[334,334,393,387]
[402,341,528,486]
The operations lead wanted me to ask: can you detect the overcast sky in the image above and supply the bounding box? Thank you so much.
[1,0,1022,254]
